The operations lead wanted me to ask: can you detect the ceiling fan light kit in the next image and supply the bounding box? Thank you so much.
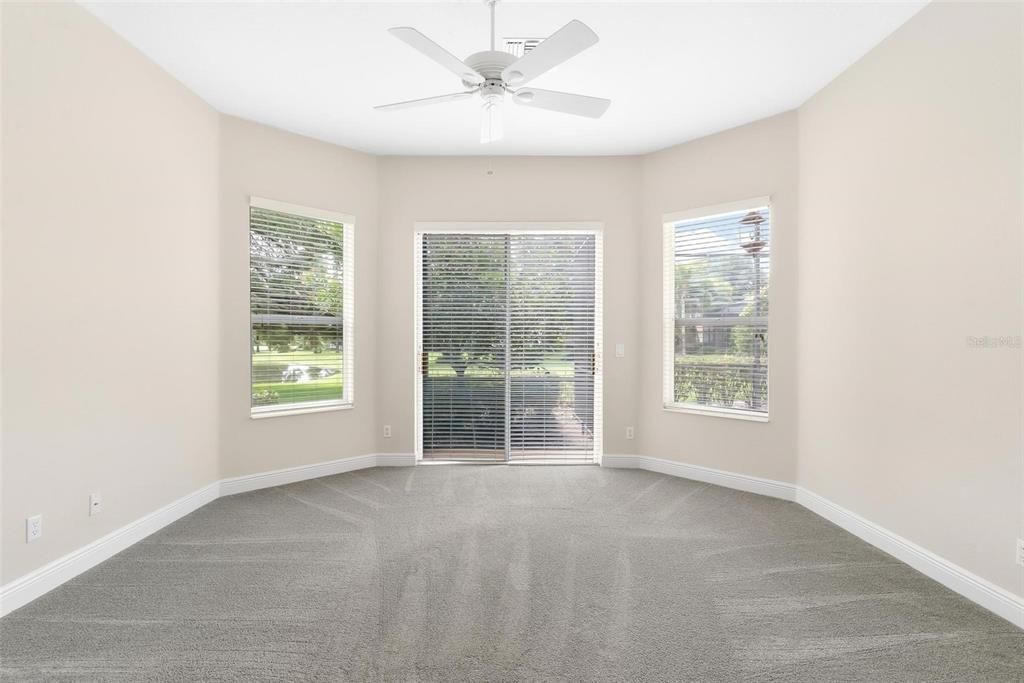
[375,0,610,144]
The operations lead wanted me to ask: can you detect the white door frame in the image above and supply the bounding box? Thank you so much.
[413,222,604,465]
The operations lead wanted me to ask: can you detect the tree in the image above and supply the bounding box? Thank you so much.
[250,210,345,353]
[421,235,506,377]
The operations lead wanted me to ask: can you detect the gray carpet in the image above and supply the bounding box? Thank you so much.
[1,465,1022,681]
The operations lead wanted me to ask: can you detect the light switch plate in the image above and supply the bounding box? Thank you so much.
[615,343,625,358]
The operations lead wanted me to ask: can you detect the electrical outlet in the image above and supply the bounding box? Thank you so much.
[26,515,42,543]
[625,426,635,440]
[90,492,102,517]
[1016,538,1024,566]
[383,425,392,438]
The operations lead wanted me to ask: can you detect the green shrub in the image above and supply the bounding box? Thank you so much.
[673,359,765,409]
[252,390,280,406]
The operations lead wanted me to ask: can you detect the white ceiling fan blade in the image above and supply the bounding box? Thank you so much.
[501,20,598,87]
[375,91,477,111]
[388,27,484,85]
[513,88,610,119]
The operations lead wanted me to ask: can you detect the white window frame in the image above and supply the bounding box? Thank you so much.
[249,196,355,419]
[662,197,771,423]
[413,222,604,464]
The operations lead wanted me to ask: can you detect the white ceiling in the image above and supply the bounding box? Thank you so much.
[82,1,926,156]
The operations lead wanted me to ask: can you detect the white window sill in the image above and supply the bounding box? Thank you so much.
[251,401,353,420]
[663,403,769,423]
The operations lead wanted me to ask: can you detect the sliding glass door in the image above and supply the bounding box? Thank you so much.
[420,234,508,461]
[507,234,597,461]
[418,231,600,463]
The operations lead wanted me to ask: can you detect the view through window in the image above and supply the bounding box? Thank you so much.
[419,231,600,462]
[663,202,770,417]
[249,200,354,415]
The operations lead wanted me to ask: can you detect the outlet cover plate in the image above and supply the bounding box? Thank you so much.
[26,515,42,543]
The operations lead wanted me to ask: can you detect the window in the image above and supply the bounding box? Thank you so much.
[249,198,354,417]
[663,199,770,420]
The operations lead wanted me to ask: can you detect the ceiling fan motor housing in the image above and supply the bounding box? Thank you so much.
[463,50,517,89]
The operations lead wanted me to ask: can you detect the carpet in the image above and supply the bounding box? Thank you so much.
[1,465,1022,681]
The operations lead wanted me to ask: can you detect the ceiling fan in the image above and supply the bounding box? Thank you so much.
[374,0,610,144]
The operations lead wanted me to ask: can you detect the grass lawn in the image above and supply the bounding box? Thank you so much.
[252,348,342,367]
[252,377,343,403]
[252,348,344,405]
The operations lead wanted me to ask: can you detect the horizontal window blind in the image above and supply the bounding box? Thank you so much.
[421,234,508,459]
[250,201,354,415]
[509,234,597,461]
[663,202,770,416]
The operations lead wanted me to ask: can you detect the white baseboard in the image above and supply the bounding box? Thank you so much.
[220,452,416,496]
[602,454,797,501]
[375,452,418,467]
[0,481,220,618]
[222,453,371,496]
[0,452,416,618]
[604,453,1023,630]
[795,488,1024,630]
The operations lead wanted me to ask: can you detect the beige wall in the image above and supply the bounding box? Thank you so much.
[638,112,799,482]
[0,0,6,591]
[1,3,220,583]
[797,1,1023,595]
[376,156,642,456]
[219,117,379,478]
